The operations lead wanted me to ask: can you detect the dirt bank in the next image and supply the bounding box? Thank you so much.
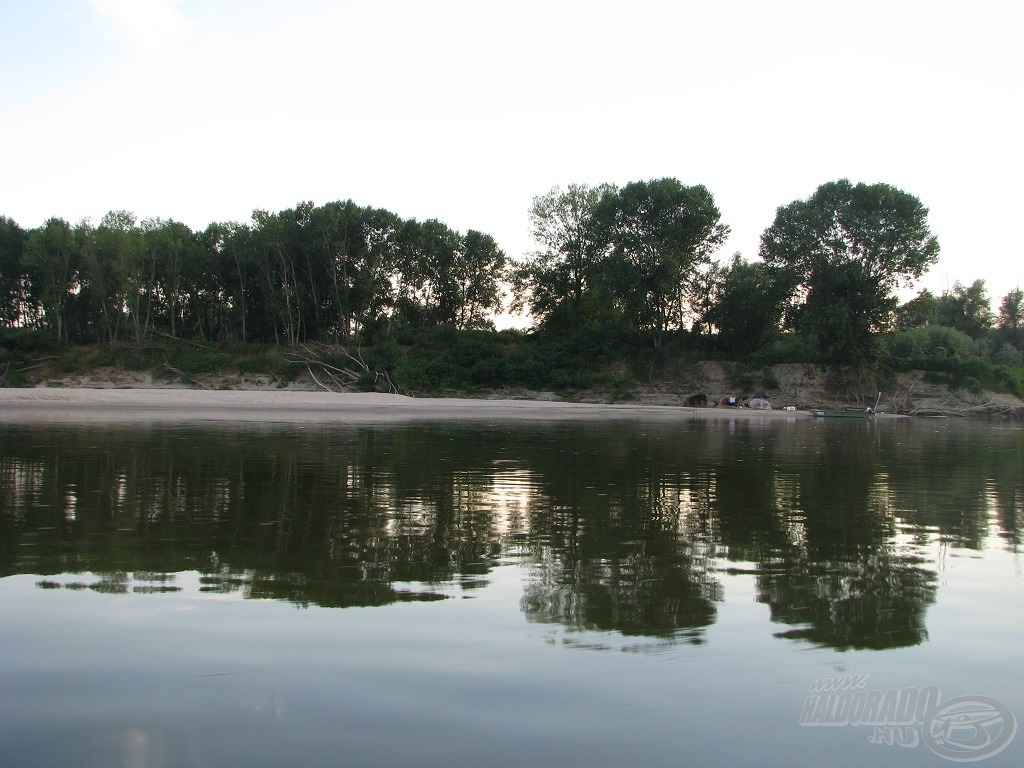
[14,361,1024,418]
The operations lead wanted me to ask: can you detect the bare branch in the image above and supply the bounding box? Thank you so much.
[163,363,211,389]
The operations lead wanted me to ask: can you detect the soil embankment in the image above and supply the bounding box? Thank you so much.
[15,362,1023,418]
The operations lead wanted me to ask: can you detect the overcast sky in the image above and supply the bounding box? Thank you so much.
[2,0,1021,316]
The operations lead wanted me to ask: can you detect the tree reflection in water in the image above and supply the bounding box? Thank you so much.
[2,418,1020,651]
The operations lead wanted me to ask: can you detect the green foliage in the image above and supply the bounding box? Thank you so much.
[3,200,510,348]
[0,327,54,352]
[0,216,32,327]
[997,288,1023,348]
[596,178,729,343]
[882,325,983,362]
[895,290,938,331]
[236,352,273,374]
[391,354,431,390]
[744,334,819,366]
[1,182,1017,402]
[760,179,939,363]
[992,343,1023,367]
[705,255,790,355]
[376,324,629,394]
[513,183,614,329]
[934,280,993,339]
[881,326,1024,397]
[919,360,1024,398]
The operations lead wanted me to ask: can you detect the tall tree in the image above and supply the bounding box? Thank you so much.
[595,178,729,345]
[142,218,197,339]
[760,179,939,362]
[0,216,34,328]
[352,206,400,339]
[456,230,507,330]
[198,221,253,342]
[22,217,81,343]
[997,287,1023,348]
[396,218,462,326]
[704,255,789,354]
[514,183,615,329]
[895,289,938,331]
[83,211,146,342]
[935,280,993,339]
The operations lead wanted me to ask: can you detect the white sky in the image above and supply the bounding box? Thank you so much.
[2,0,1022,316]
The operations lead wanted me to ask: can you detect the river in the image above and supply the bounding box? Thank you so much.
[2,415,1021,766]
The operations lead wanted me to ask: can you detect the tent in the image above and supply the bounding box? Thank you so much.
[748,390,771,409]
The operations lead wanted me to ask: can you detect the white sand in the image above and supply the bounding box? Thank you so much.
[0,387,819,424]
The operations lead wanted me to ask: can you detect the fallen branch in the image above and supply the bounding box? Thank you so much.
[163,363,211,389]
[907,400,1015,418]
[151,330,211,349]
[283,343,403,394]
[305,364,336,392]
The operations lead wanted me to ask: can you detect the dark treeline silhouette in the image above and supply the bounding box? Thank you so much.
[2,179,1022,383]
[0,203,507,346]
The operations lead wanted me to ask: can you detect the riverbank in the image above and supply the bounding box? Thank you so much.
[4,361,1022,419]
[0,387,852,424]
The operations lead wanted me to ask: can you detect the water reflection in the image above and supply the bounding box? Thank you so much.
[2,418,1021,651]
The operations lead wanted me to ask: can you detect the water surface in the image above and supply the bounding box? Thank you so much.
[2,416,1022,766]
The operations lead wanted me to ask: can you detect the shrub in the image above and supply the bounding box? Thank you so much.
[992,344,1023,367]
[882,326,981,363]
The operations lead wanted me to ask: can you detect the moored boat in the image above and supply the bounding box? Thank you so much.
[809,407,875,419]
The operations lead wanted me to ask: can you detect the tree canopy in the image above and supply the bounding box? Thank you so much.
[595,179,729,344]
[513,178,729,344]
[4,179,1019,381]
[760,179,939,361]
[513,183,616,329]
[0,202,509,346]
[934,280,993,339]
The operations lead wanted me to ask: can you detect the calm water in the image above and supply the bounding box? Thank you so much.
[2,415,1022,767]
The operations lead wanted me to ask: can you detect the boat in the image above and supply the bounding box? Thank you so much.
[809,407,875,419]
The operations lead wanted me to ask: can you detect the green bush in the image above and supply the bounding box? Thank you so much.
[882,326,981,362]
[236,350,277,374]
[0,327,54,352]
[992,344,1023,367]
[391,355,431,390]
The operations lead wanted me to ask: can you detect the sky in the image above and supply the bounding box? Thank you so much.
[2,0,1022,321]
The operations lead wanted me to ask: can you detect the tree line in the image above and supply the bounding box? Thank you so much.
[0,201,507,346]
[1,178,1021,367]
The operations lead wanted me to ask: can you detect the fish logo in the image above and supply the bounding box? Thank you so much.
[922,696,1017,762]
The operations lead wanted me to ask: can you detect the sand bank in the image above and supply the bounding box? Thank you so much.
[0,388,839,424]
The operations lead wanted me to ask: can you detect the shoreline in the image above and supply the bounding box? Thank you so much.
[0,387,875,424]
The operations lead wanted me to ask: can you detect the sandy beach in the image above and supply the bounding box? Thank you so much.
[0,387,832,424]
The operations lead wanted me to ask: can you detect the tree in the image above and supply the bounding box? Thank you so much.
[22,217,81,343]
[595,178,729,345]
[78,211,148,342]
[687,259,726,337]
[894,289,938,331]
[797,258,887,361]
[0,216,34,328]
[403,218,463,326]
[934,280,992,339]
[997,287,1023,348]
[704,254,789,354]
[141,218,198,339]
[514,183,616,329]
[760,179,939,362]
[456,230,507,330]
